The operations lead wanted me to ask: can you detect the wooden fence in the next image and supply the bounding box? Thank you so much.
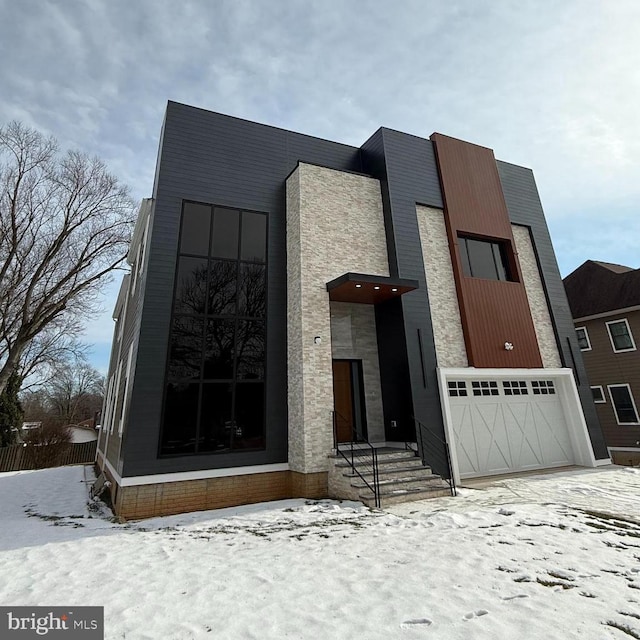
[0,440,97,472]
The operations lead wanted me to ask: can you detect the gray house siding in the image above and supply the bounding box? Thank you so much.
[121,102,363,477]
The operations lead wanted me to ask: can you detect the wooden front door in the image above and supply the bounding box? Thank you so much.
[332,359,367,444]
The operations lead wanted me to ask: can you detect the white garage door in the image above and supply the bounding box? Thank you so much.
[447,378,574,478]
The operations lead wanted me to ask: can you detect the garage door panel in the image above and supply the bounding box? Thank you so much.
[531,403,572,465]
[502,402,545,469]
[451,405,480,476]
[448,378,574,478]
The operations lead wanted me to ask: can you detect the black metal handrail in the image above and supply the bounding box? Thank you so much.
[332,410,380,508]
[411,417,457,496]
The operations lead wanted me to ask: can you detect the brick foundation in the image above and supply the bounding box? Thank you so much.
[106,470,329,521]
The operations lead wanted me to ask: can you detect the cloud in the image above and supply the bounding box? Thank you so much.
[1,0,638,364]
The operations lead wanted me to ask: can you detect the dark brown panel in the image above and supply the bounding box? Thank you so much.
[431,133,542,368]
[332,360,353,443]
[431,133,513,239]
[460,280,543,368]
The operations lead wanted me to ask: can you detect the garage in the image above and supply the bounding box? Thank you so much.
[444,376,575,479]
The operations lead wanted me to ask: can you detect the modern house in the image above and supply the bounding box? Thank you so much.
[97,101,609,519]
[564,261,640,465]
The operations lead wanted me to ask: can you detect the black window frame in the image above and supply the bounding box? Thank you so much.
[458,235,514,282]
[159,201,269,458]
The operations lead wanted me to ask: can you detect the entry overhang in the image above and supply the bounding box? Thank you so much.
[326,272,419,304]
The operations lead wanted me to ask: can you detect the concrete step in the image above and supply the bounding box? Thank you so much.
[351,475,445,492]
[334,453,425,472]
[346,464,437,482]
[331,449,417,464]
[361,485,453,507]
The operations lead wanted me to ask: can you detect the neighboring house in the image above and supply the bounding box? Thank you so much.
[97,101,609,520]
[564,260,640,465]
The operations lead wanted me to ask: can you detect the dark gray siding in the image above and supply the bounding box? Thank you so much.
[122,102,362,476]
[497,160,608,459]
[363,129,446,445]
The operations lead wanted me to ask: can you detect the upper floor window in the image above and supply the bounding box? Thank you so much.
[606,319,636,353]
[575,326,591,351]
[458,236,512,281]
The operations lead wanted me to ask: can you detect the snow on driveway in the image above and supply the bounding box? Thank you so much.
[1,465,640,639]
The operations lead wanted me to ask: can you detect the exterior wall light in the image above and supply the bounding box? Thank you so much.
[373,286,381,290]
[355,284,362,288]
[314,336,322,345]
[504,342,514,351]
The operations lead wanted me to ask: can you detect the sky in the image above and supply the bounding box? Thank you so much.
[1,0,639,373]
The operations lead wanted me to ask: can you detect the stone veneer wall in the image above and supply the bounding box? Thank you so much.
[416,205,468,368]
[512,225,562,368]
[330,302,385,442]
[286,163,389,474]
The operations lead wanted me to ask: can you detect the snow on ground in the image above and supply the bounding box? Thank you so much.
[1,466,640,639]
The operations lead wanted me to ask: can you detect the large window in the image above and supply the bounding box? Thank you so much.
[458,236,512,281]
[606,319,636,353]
[160,202,267,456]
[608,384,640,425]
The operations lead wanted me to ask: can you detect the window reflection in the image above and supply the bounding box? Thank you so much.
[199,383,233,452]
[236,320,265,380]
[161,383,199,454]
[234,383,265,449]
[207,260,237,316]
[241,212,266,262]
[203,319,236,379]
[168,316,203,380]
[161,202,268,457]
[238,264,265,318]
[174,257,208,315]
[180,203,211,256]
[212,208,239,259]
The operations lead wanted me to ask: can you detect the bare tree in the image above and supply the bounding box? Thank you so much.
[46,356,104,426]
[0,121,135,395]
[21,355,104,427]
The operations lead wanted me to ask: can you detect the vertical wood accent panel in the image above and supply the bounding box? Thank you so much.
[430,133,542,368]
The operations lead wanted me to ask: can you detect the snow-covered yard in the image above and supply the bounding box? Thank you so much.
[1,465,640,639]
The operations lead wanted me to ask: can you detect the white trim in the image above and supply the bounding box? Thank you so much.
[607,383,640,425]
[117,279,130,342]
[605,318,637,353]
[575,326,592,351]
[96,457,290,487]
[608,446,640,453]
[139,215,149,275]
[594,457,613,466]
[118,343,134,436]
[574,305,640,323]
[101,374,115,442]
[591,385,606,403]
[111,360,124,435]
[130,246,140,296]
